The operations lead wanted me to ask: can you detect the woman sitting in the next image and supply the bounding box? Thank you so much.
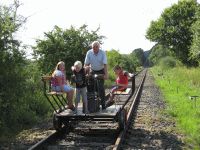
[51,61,75,110]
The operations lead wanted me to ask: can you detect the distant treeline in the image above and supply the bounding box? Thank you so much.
[146,0,200,67]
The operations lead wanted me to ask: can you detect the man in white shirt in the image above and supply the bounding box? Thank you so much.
[84,41,108,110]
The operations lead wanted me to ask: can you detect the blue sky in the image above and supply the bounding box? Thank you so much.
[1,0,185,56]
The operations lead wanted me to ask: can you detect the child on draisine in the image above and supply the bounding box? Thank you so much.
[71,61,89,114]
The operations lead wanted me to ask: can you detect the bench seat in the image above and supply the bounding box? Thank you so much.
[47,91,65,95]
[113,88,131,95]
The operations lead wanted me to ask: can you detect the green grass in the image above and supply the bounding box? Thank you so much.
[151,66,200,149]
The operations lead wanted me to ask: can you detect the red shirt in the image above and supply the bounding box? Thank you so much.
[116,70,128,88]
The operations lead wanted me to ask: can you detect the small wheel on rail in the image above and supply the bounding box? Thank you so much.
[118,108,127,131]
[53,113,62,131]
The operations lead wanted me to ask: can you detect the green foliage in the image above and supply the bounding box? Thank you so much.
[106,50,122,86]
[148,44,174,65]
[106,49,122,69]
[105,49,138,87]
[23,60,50,117]
[130,48,145,67]
[152,67,200,149]
[120,54,136,73]
[0,2,51,136]
[159,56,177,69]
[105,48,146,87]
[189,5,200,65]
[33,25,104,77]
[151,66,200,148]
[0,1,28,133]
[146,0,198,65]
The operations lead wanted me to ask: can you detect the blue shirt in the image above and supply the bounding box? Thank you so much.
[84,49,107,71]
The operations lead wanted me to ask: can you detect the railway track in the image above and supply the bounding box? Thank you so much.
[122,70,185,149]
[28,69,147,150]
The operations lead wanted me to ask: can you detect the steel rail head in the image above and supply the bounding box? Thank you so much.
[28,126,70,150]
[113,69,147,150]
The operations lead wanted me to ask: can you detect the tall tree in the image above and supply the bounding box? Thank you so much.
[120,54,136,73]
[148,44,173,65]
[189,4,200,65]
[0,0,28,132]
[130,48,145,67]
[146,0,198,65]
[106,49,122,69]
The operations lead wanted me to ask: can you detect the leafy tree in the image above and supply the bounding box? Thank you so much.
[22,60,50,118]
[130,48,145,67]
[0,1,49,136]
[120,54,136,73]
[159,56,177,70]
[106,49,122,69]
[190,5,200,65]
[148,44,174,65]
[33,25,104,77]
[0,1,29,133]
[106,49,136,73]
[106,49,123,82]
[146,0,198,65]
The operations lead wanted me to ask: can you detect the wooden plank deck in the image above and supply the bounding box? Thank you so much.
[58,103,122,116]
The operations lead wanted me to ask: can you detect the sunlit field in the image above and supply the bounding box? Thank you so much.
[151,66,200,149]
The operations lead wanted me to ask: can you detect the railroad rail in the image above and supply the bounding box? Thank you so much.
[28,69,147,150]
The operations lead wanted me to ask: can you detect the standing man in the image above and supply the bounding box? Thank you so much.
[84,41,108,110]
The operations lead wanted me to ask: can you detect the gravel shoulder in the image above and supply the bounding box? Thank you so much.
[123,70,186,149]
[0,118,54,150]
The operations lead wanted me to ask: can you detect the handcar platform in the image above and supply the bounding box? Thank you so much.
[54,103,124,124]
[42,73,135,131]
[57,103,122,117]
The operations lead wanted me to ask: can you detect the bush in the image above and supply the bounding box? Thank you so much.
[159,56,177,69]
[105,70,115,88]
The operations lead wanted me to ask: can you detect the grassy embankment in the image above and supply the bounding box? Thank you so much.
[151,66,200,149]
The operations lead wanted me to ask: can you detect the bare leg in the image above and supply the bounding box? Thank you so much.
[75,88,80,114]
[105,91,115,108]
[81,87,88,113]
[67,89,74,108]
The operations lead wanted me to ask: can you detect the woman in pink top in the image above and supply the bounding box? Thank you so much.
[52,61,74,110]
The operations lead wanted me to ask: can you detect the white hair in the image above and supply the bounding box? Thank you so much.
[92,41,100,48]
[74,61,82,69]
